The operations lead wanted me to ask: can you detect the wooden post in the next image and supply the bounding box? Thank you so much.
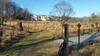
[64,23,69,56]
[95,22,99,32]
[58,23,69,56]
[91,24,94,33]
[18,21,23,31]
[77,23,81,49]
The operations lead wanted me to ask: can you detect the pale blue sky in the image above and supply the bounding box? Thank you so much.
[12,0,100,17]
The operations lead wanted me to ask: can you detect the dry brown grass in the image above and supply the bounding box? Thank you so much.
[4,21,100,37]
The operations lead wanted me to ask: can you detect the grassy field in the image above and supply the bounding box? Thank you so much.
[0,31,100,56]
[0,32,60,56]
[4,21,99,37]
[0,21,100,56]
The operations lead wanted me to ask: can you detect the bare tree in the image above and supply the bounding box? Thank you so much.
[49,1,74,39]
[49,1,74,21]
[0,0,33,21]
[0,0,11,25]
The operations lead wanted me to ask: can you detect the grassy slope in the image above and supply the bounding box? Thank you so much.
[14,32,53,46]
[0,32,59,56]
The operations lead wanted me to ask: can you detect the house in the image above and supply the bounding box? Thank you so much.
[34,15,49,21]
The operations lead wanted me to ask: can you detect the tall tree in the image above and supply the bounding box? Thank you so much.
[49,1,74,40]
[0,0,33,21]
[49,1,74,21]
[0,0,11,25]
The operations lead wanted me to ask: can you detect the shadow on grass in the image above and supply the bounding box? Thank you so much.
[0,36,25,52]
[5,38,54,52]
[0,30,45,53]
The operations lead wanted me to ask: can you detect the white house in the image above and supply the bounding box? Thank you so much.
[34,15,49,21]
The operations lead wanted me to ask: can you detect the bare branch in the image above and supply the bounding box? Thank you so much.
[49,1,74,21]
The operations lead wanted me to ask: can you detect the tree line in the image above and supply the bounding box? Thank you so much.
[0,0,33,23]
